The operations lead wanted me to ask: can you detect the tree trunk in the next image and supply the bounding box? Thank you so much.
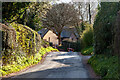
[88,3,91,24]
[58,32,61,45]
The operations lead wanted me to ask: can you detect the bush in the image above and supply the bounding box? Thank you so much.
[0,47,59,77]
[1,22,42,65]
[88,54,119,79]
[93,2,120,55]
[81,46,93,55]
[80,23,93,49]
[58,41,81,52]
[1,22,59,77]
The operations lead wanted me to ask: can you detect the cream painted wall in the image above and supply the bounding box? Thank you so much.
[43,30,58,45]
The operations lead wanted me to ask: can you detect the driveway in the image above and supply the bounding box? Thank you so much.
[12,52,90,78]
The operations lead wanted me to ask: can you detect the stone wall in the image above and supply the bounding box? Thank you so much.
[0,22,42,65]
[0,23,16,50]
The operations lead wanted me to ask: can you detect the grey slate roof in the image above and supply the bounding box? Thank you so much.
[61,29,73,38]
[38,27,79,38]
[38,28,49,38]
[61,27,79,38]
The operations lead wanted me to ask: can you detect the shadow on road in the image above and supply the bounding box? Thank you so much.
[8,52,91,79]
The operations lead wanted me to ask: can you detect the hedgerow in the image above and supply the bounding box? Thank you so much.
[93,2,120,55]
[0,47,58,77]
[80,22,93,49]
[0,23,59,77]
[88,2,120,79]
[81,46,93,55]
[88,54,119,79]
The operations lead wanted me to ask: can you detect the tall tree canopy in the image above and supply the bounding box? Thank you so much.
[2,2,51,30]
[42,3,79,45]
[93,2,120,55]
[73,2,98,36]
[2,2,30,23]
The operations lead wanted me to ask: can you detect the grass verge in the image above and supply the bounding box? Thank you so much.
[88,54,119,79]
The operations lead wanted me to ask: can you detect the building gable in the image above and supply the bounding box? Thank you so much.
[43,30,58,45]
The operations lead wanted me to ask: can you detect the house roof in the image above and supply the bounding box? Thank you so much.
[38,28,49,38]
[38,27,79,38]
[61,29,73,38]
[61,27,79,38]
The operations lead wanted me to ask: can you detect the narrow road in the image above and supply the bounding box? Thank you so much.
[12,52,90,78]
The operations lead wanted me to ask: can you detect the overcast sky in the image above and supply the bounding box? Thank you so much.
[56,0,99,3]
[56,0,72,3]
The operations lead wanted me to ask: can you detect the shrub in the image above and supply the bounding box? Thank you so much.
[59,41,81,52]
[88,54,119,79]
[81,46,93,55]
[93,2,120,55]
[0,69,7,76]
[1,22,41,65]
[34,53,42,61]
[80,23,93,49]
[0,46,59,77]
[1,22,59,77]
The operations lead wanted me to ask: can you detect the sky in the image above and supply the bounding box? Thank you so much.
[56,0,99,3]
[56,0,72,3]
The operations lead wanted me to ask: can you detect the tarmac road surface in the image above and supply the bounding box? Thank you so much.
[12,52,90,78]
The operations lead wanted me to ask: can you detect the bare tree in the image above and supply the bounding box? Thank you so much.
[42,3,79,45]
[73,2,87,35]
[73,2,87,21]
[73,1,98,24]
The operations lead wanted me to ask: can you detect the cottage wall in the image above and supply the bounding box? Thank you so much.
[43,30,58,45]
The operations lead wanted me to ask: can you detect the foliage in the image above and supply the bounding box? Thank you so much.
[1,22,59,76]
[114,11,120,56]
[93,2,120,55]
[88,54,119,79]
[0,47,59,77]
[2,2,51,30]
[2,2,30,22]
[58,41,81,52]
[10,22,41,54]
[1,22,40,65]
[80,22,93,49]
[41,39,49,47]
[81,46,93,55]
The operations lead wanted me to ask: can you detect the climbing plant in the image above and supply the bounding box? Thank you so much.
[1,22,41,65]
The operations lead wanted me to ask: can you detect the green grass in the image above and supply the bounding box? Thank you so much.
[0,47,59,77]
[81,46,93,55]
[88,54,119,79]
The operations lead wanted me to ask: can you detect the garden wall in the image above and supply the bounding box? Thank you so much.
[0,22,42,65]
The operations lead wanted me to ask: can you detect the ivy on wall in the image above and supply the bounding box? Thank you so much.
[10,22,41,55]
[1,22,42,65]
